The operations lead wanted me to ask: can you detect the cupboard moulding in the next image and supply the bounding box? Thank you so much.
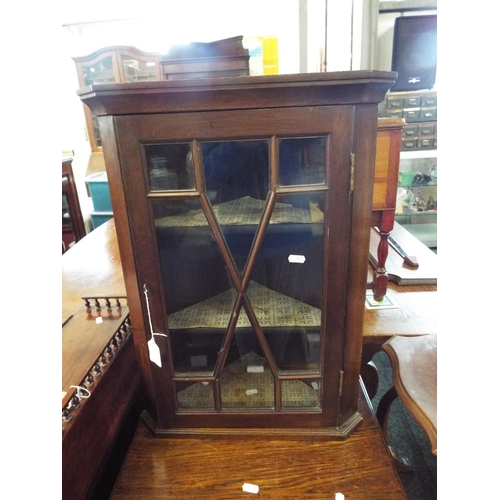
[78,71,396,116]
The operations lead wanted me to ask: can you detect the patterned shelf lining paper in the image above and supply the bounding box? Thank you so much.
[168,281,321,330]
[155,196,324,228]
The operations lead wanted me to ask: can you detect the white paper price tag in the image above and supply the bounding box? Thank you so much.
[242,483,259,494]
[148,337,162,367]
[247,365,264,373]
[288,254,306,264]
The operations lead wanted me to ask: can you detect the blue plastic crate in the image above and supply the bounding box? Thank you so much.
[86,172,112,212]
[91,211,113,229]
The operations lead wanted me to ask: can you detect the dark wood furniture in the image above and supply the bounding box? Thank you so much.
[369,221,437,287]
[62,220,142,500]
[62,157,86,252]
[160,35,249,80]
[72,46,162,152]
[376,333,437,469]
[77,71,395,438]
[362,260,437,400]
[73,37,249,157]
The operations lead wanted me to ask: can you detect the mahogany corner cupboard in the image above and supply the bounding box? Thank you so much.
[78,71,396,439]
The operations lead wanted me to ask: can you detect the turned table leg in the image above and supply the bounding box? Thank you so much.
[371,212,394,301]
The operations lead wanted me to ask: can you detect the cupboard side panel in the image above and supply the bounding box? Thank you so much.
[340,104,380,422]
[320,105,355,426]
[111,115,179,429]
[98,115,165,426]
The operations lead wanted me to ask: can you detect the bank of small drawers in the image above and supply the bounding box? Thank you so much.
[379,91,437,151]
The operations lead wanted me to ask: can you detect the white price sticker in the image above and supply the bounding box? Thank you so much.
[288,254,306,264]
[242,483,259,494]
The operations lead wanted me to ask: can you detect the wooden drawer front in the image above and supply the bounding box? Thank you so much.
[403,109,420,122]
[419,123,435,136]
[419,107,437,121]
[387,96,404,109]
[404,96,421,108]
[403,124,419,137]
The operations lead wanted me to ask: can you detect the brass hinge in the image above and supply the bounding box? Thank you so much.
[339,370,344,396]
[350,153,355,192]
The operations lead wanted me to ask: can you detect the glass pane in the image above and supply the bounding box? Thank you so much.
[121,56,157,82]
[170,331,225,377]
[278,137,326,186]
[282,380,320,409]
[221,314,275,409]
[82,56,116,86]
[91,115,102,148]
[201,140,269,274]
[146,144,195,191]
[176,381,215,410]
[62,194,71,229]
[153,197,236,380]
[249,192,325,373]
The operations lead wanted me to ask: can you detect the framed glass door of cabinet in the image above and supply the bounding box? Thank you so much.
[112,105,355,428]
[78,53,121,150]
[119,53,160,83]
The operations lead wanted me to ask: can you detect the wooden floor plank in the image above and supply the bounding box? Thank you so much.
[109,384,408,499]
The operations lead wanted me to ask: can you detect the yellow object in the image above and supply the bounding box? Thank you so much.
[260,37,279,74]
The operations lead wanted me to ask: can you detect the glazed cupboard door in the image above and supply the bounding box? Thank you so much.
[107,105,357,432]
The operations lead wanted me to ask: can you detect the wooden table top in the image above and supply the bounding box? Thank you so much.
[365,221,437,340]
[109,384,408,499]
[364,280,437,339]
[62,219,128,408]
[62,219,126,323]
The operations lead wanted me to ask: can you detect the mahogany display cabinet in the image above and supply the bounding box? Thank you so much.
[78,71,396,439]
